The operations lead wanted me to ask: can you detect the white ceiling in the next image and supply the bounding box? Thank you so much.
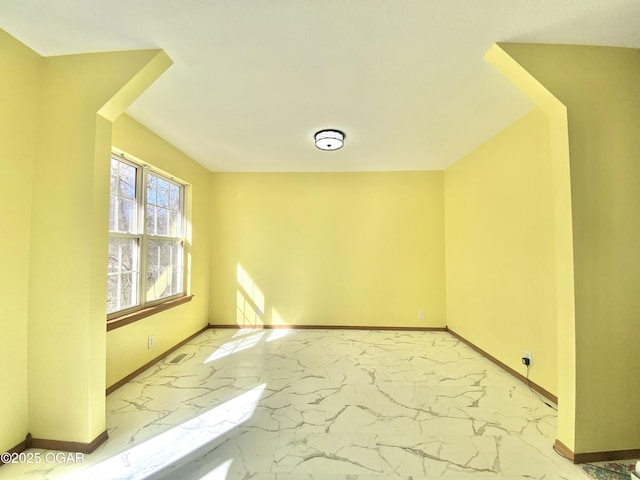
[1,1,639,172]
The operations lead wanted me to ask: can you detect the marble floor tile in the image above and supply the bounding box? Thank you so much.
[1,328,592,480]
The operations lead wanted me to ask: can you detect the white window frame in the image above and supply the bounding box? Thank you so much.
[107,152,187,319]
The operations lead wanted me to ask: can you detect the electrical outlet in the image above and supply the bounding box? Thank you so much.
[148,335,154,349]
[418,310,425,320]
[522,350,532,366]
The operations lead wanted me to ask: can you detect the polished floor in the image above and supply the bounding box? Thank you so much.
[3,328,591,479]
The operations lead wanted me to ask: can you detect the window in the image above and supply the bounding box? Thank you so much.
[107,153,186,317]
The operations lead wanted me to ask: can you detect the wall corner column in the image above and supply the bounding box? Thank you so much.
[27,48,171,446]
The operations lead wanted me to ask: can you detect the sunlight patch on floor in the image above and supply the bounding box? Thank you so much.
[65,384,265,480]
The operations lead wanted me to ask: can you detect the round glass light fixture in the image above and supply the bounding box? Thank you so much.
[314,129,345,151]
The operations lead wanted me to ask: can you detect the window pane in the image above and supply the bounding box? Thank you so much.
[146,239,183,302]
[169,209,181,237]
[107,272,137,314]
[146,205,157,235]
[146,175,157,205]
[157,177,170,207]
[156,207,169,236]
[110,160,118,195]
[119,162,137,199]
[108,237,136,272]
[106,275,119,313]
[107,237,140,313]
[109,196,117,231]
[110,157,138,234]
[116,198,137,233]
[169,184,180,210]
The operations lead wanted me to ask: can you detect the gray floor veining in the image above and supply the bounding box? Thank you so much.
[2,328,590,479]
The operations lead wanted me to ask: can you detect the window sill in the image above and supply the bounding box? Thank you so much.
[106,295,194,331]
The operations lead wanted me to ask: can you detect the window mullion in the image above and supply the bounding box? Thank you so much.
[109,232,140,240]
[116,242,123,310]
[147,234,181,241]
[139,165,148,308]
[180,186,187,295]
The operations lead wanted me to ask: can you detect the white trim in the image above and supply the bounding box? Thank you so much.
[107,152,187,318]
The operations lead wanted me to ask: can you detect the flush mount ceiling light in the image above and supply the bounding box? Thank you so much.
[314,129,345,151]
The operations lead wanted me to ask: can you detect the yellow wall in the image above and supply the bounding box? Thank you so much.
[484,42,578,454]
[108,115,211,388]
[0,25,172,450]
[0,30,41,453]
[501,44,640,454]
[209,172,445,328]
[26,48,170,444]
[4,20,637,460]
[445,108,558,395]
